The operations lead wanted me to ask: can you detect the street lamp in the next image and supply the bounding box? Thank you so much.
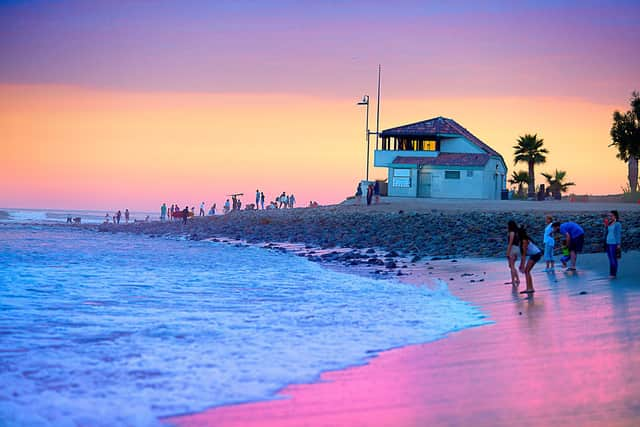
[357,94,370,181]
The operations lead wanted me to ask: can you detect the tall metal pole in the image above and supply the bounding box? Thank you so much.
[365,97,370,181]
[375,64,381,149]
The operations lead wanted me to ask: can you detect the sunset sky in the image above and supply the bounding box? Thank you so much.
[1,0,639,211]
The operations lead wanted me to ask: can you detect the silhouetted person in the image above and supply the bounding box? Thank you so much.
[182,206,189,225]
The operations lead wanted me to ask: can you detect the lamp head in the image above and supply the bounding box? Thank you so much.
[357,95,369,105]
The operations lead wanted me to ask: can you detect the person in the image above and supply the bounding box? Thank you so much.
[560,245,570,266]
[104,213,110,224]
[366,184,373,206]
[518,225,542,294]
[112,214,116,224]
[223,199,230,213]
[605,210,622,278]
[289,194,296,208]
[260,192,265,210]
[552,221,585,271]
[208,203,216,215]
[506,220,520,287]
[255,189,260,210]
[182,206,189,224]
[124,209,130,224]
[355,183,362,204]
[542,215,555,271]
[116,210,121,224]
[161,203,167,221]
[199,202,205,216]
[374,181,380,204]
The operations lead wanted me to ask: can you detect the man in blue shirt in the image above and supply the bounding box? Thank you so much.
[552,221,585,271]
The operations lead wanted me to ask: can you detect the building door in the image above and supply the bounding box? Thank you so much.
[418,170,431,198]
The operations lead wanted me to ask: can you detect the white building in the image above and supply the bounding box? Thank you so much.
[374,116,508,199]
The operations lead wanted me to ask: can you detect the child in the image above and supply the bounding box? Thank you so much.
[560,245,570,268]
[543,215,555,271]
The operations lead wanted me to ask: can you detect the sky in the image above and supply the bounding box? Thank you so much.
[1,0,639,210]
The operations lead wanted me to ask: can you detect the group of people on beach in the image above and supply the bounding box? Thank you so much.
[355,182,380,205]
[157,190,304,222]
[507,211,623,295]
[103,209,130,224]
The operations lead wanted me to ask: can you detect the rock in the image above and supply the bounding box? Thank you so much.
[385,261,397,269]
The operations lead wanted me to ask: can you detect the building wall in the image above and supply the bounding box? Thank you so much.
[374,150,437,167]
[439,137,484,154]
[428,167,484,199]
[387,167,418,197]
[482,157,507,199]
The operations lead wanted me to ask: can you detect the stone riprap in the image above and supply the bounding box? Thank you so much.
[96,205,640,259]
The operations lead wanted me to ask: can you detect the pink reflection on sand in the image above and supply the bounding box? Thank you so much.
[167,257,640,427]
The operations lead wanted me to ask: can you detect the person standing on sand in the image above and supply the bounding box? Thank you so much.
[116,210,121,224]
[518,226,542,294]
[374,181,380,203]
[366,184,373,205]
[182,206,189,225]
[199,202,205,216]
[260,192,265,210]
[290,194,296,208]
[355,183,362,204]
[605,210,622,278]
[506,220,521,287]
[553,221,585,271]
[124,209,130,224]
[161,203,167,221]
[256,190,260,210]
[543,215,555,271]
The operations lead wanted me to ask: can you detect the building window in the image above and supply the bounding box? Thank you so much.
[444,170,461,180]
[467,170,474,177]
[392,169,411,187]
[420,140,437,151]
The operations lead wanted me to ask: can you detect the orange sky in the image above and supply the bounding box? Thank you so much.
[0,84,630,211]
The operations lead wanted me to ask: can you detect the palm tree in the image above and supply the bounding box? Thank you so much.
[508,170,529,198]
[541,169,575,200]
[513,134,549,199]
[610,91,640,193]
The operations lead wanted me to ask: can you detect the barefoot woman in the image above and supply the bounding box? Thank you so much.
[519,226,542,294]
[507,220,521,287]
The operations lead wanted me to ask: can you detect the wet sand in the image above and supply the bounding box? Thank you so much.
[165,251,640,427]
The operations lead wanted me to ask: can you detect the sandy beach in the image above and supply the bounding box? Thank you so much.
[165,249,640,427]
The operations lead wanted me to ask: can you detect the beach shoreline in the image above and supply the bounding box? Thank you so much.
[164,246,640,427]
[7,200,640,426]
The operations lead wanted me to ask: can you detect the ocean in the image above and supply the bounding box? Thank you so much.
[0,213,490,426]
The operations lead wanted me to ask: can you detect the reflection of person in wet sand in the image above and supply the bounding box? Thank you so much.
[518,226,542,295]
[506,220,520,287]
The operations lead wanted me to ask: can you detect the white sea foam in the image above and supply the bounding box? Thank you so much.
[0,225,489,426]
